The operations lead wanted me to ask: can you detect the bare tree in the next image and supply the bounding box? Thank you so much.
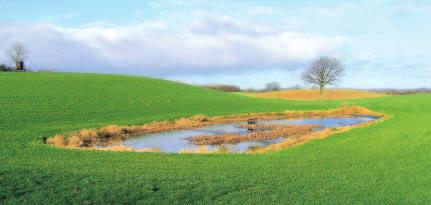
[6,42,29,71]
[302,56,344,99]
[265,82,281,91]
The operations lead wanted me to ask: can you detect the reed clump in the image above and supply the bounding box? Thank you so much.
[46,134,66,146]
[96,145,161,153]
[178,146,231,154]
[188,124,319,145]
[248,114,388,153]
[247,128,334,153]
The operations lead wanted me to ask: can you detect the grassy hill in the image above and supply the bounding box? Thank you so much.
[245,89,387,100]
[1,72,431,204]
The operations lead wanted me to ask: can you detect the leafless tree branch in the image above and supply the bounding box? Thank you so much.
[302,56,344,98]
[6,42,29,66]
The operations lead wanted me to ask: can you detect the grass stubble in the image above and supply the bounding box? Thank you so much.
[246,89,387,101]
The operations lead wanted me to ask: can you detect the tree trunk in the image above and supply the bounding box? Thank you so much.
[319,86,324,100]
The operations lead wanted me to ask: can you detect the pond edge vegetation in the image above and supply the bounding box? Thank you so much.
[45,106,387,154]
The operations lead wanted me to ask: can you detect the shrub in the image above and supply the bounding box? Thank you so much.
[0,64,13,72]
[203,84,241,92]
[265,82,281,91]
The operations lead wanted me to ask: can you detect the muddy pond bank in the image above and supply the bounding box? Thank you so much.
[46,106,384,153]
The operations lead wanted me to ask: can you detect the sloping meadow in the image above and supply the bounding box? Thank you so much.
[2,72,430,204]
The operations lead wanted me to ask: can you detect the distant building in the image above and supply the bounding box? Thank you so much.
[16,61,25,71]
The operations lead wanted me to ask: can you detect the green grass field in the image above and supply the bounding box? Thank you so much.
[1,72,430,204]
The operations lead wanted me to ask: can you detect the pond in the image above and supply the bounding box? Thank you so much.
[122,116,379,153]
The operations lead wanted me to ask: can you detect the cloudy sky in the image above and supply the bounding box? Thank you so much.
[1,0,430,89]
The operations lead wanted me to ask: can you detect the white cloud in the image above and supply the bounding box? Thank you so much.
[0,16,344,76]
[2,1,430,89]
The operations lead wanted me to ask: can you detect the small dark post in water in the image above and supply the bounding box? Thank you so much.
[16,61,25,71]
[247,118,258,132]
[247,118,258,125]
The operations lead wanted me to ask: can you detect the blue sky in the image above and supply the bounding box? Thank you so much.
[1,0,430,89]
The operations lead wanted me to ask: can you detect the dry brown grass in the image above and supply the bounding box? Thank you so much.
[246,89,387,100]
[248,114,389,153]
[46,134,66,146]
[51,144,162,153]
[178,146,232,154]
[45,105,383,153]
[179,146,211,154]
[325,105,379,116]
[96,145,161,153]
[248,128,334,153]
[188,124,319,145]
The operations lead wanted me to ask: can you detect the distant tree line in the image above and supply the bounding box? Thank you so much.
[205,56,346,96]
[0,64,14,72]
[203,85,241,92]
[368,88,431,95]
[204,82,306,93]
[264,82,281,91]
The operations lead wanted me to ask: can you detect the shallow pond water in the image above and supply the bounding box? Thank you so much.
[122,116,378,153]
